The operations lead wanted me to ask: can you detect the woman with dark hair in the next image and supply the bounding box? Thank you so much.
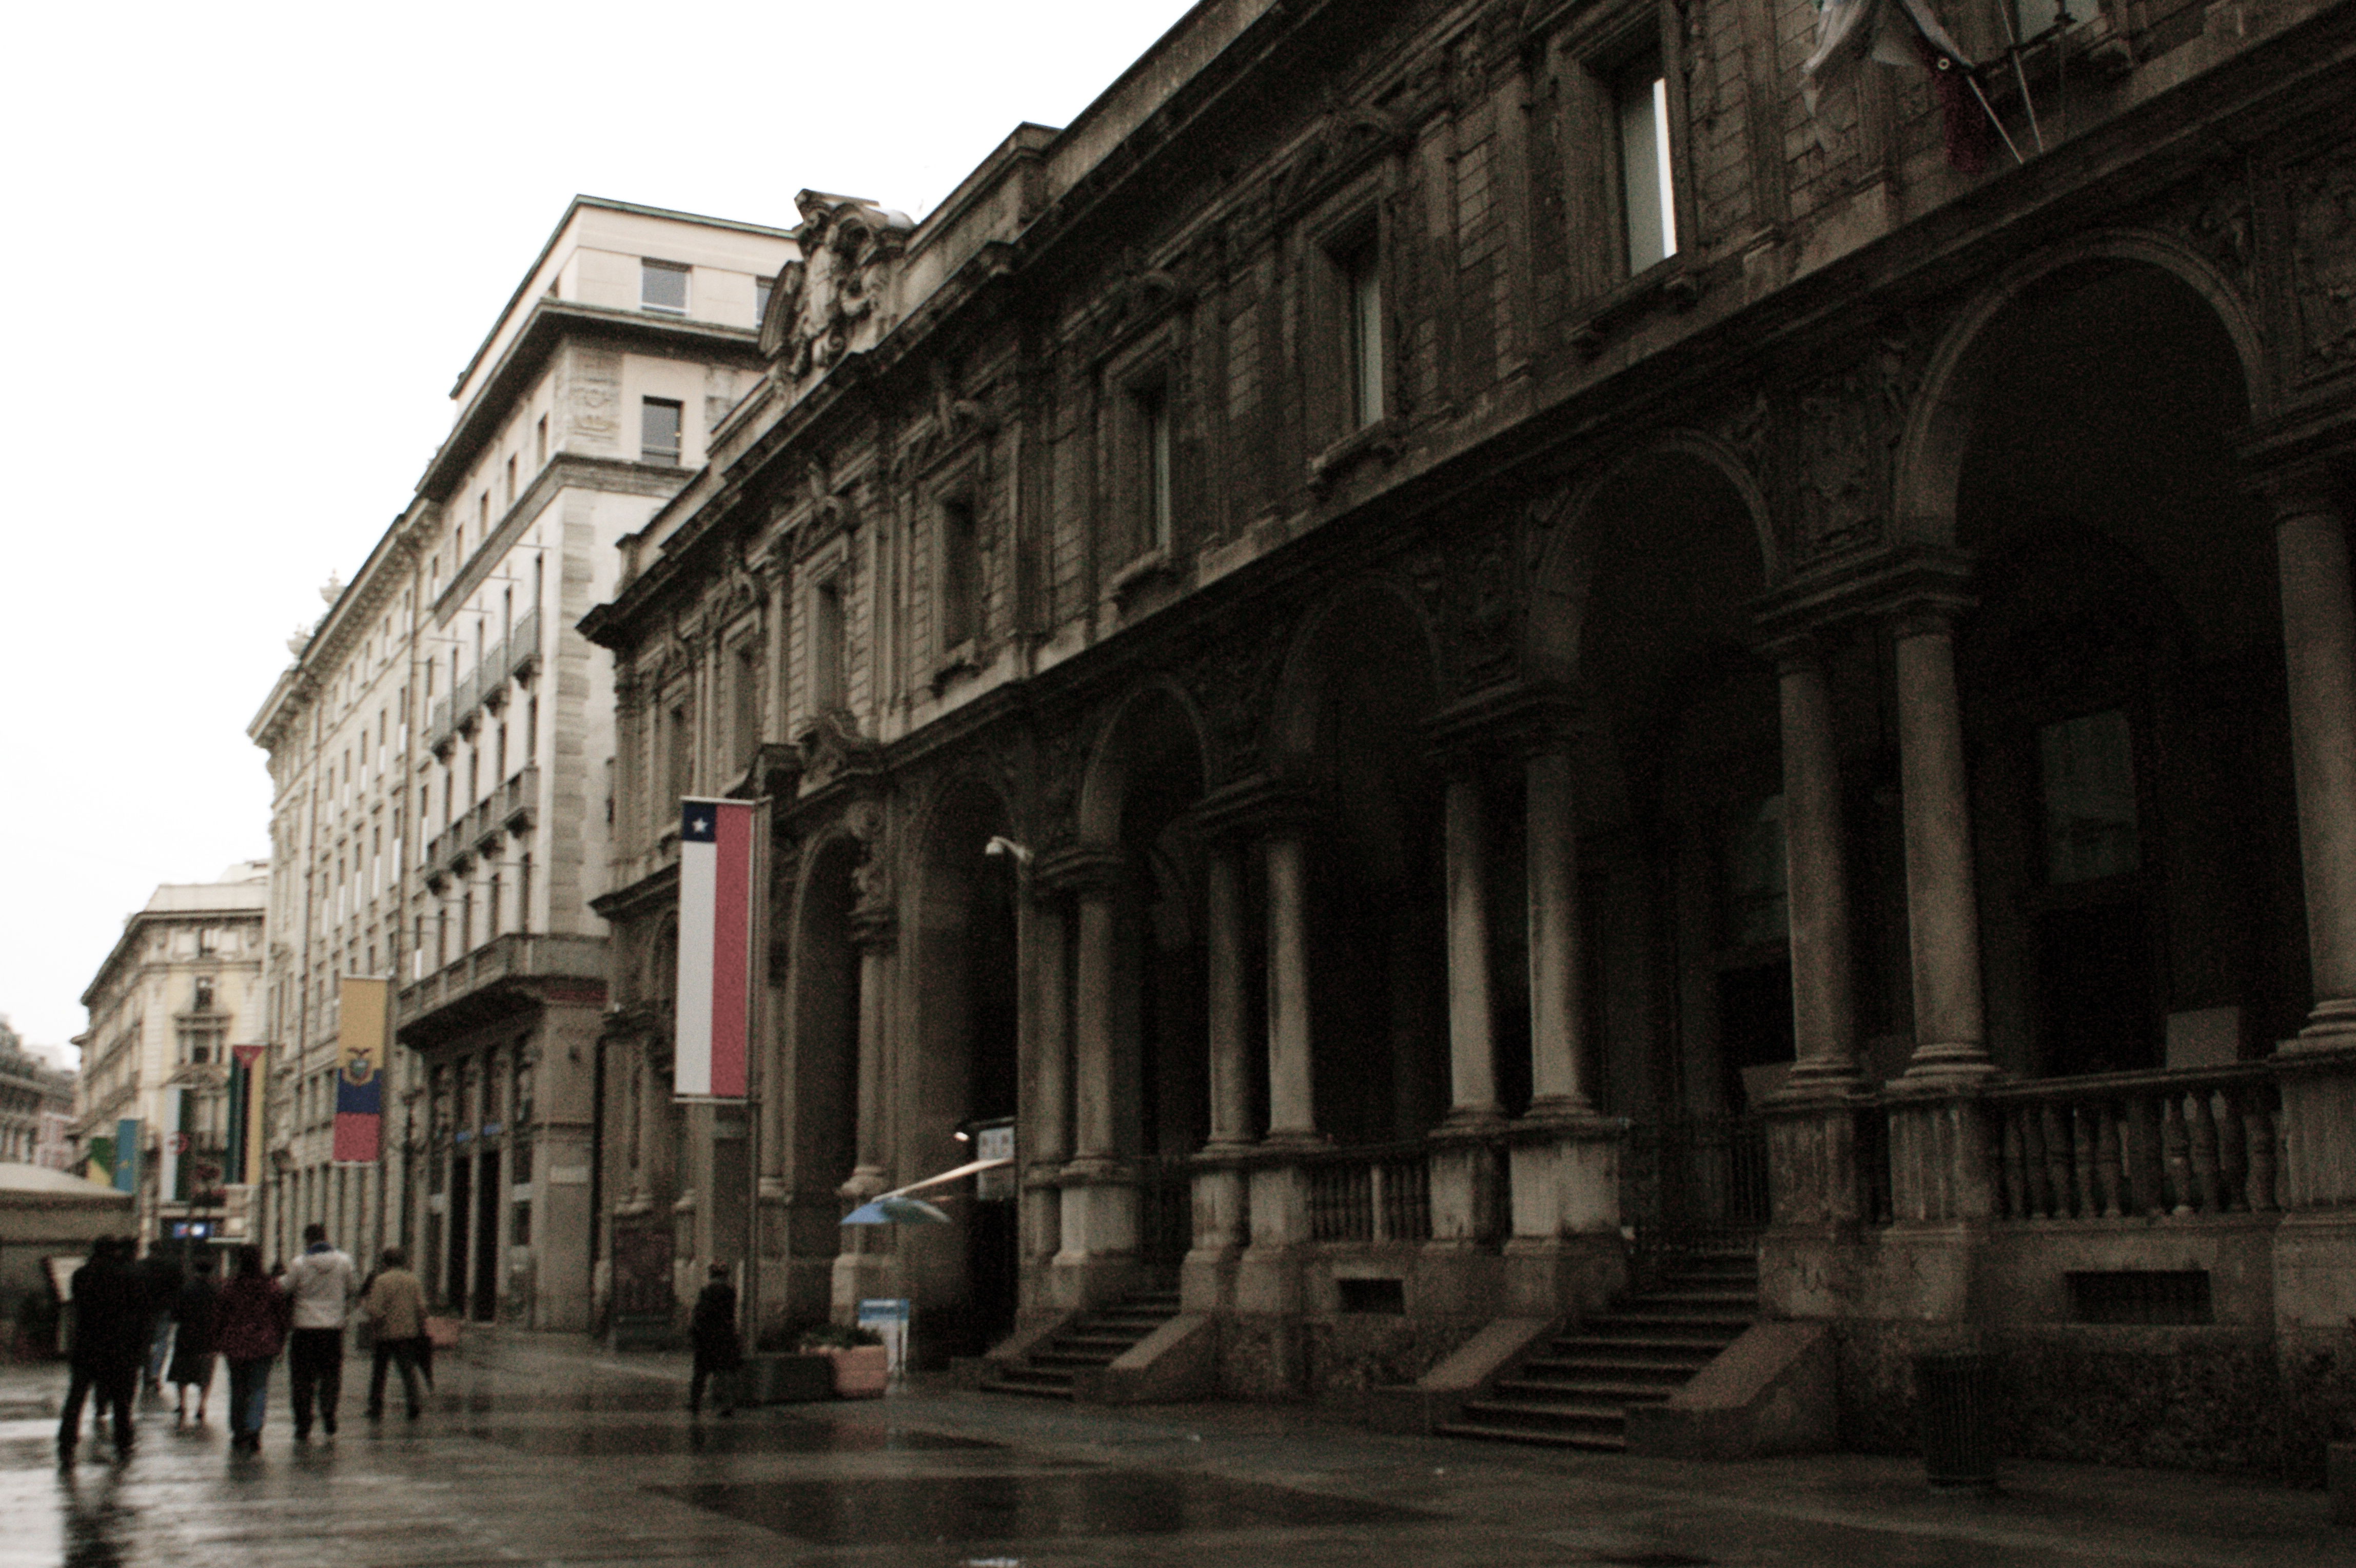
[214,1246,290,1453]
[167,1251,222,1425]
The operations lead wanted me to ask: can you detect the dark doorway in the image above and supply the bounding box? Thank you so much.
[473,1147,501,1321]
[446,1154,472,1315]
[2035,900,2159,1076]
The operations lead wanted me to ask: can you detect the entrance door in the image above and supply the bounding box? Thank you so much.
[472,1148,501,1322]
[445,1154,472,1315]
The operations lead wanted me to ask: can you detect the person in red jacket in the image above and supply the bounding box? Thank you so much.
[213,1246,291,1454]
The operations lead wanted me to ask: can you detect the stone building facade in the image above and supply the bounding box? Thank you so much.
[0,1017,75,1170]
[74,867,268,1246]
[251,198,798,1327]
[582,0,2356,1473]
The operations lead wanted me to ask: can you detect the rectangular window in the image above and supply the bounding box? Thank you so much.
[1724,795,1789,948]
[1341,242,1385,429]
[504,455,516,506]
[939,499,980,648]
[666,704,692,806]
[1137,389,1174,551]
[534,414,548,466]
[811,576,847,714]
[641,398,683,465]
[754,276,774,324]
[2041,710,2139,884]
[1616,60,1678,275]
[640,259,689,315]
[732,642,760,769]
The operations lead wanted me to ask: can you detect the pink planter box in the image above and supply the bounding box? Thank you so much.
[817,1343,889,1398]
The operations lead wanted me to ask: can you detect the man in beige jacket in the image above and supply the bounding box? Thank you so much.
[361,1247,428,1420]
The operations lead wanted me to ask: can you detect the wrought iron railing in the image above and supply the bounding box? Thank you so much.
[1622,1115,1771,1239]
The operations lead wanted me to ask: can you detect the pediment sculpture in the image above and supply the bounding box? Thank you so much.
[761,190,915,383]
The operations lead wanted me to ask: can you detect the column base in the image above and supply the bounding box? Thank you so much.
[1898,1044,2002,1085]
[1498,1233,1627,1319]
[2287,997,2356,1051]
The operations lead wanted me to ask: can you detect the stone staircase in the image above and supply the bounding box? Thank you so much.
[1438,1247,1759,1450]
[981,1287,1184,1400]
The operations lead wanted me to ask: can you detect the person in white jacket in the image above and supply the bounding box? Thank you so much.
[283,1223,357,1440]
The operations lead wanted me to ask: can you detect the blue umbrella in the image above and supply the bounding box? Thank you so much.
[841,1194,952,1226]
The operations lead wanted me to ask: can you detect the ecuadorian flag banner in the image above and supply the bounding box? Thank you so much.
[335,977,388,1163]
[675,798,756,1101]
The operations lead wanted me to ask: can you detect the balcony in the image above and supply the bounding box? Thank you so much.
[395,932,606,1046]
[510,606,543,680]
[500,767,539,833]
[482,637,512,709]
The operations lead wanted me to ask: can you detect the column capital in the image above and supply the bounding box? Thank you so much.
[1751,545,1976,645]
[1034,841,1125,896]
[2243,456,2347,522]
[1422,680,1585,765]
[1190,774,1322,844]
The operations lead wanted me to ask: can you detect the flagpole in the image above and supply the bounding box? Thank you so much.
[743,796,769,1356]
[1966,74,2027,166]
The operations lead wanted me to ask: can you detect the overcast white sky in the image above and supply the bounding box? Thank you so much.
[0,0,1199,1063]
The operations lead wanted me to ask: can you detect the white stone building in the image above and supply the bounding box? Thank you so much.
[73,865,268,1246]
[251,197,797,1328]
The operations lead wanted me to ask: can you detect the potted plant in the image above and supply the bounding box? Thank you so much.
[799,1321,888,1397]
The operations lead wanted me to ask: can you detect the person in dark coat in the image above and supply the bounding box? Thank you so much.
[140,1249,184,1396]
[688,1263,743,1417]
[167,1252,222,1424]
[214,1246,291,1453]
[57,1238,144,1462]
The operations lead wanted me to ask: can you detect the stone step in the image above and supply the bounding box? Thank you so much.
[1527,1355,1724,1380]
[1491,1377,1677,1403]
[1455,1397,1629,1433]
[1436,1419,1628,1452]
[1552,1333,1739,1356]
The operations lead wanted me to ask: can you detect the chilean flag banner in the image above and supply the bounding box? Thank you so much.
[676,798,756,1100]
[334,976,388,1163]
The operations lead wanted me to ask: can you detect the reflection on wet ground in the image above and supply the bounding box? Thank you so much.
[656,1468,1439,1545]
[471,1416,1004,1457]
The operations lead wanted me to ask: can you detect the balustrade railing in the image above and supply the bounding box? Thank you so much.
[1623,1116,1770,1238]
[1986,1064,2280,1221]
[1304,1143,1431,1243]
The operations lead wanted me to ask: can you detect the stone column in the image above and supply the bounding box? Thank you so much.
[842,906,896,1198]
[1442,769,1503,1123]
[1186,843,1251,1309]
[1264,829,1319,1144]
[1204,846,1251,1149]
[1892,603,1994,1080]
[1038,845,1135,1308]
[2267,464,2356,1046]
[1777,642,1860,1088]
[1524,743,1592,1115]
[1020,892,1070,1291]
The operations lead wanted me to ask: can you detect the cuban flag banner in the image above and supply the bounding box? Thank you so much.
[676,798,756,1100]
[334,976,388,1163]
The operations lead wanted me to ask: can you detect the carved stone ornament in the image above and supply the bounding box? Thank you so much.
[2157,163,2256,289]
[2289,150,2356,372]
[1269,95,1409,220]
[1779,333,1919,568]
[762,190,915,383]
[797,707,882,791]
[1182,612,1292,783]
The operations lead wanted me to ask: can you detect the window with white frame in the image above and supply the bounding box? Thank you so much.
[1615,56,1678,275]
[641,398,683,464]
[640,259,689,315]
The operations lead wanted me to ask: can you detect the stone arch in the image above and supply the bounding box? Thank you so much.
[901,765,1023,1353]
[1895,230,2267,547]
[778,825,866,1322]
[1075,677,1214,847]
[1268,576,1442,766]
[1528,433,1778,684]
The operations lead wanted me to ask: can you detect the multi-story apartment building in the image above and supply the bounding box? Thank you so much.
[74,866,268,1244]
[582,0,2356,1479]
[0,1016,75,1169]
[252,197,797,1329]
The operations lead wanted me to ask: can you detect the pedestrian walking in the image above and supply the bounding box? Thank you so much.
[361,1247,428,1420]
[283,1222,357,1440]
[167,1252,221,1425]
[687,1263,743,1418]
[56,1238,145,1463]
[215,1246,290,1454]
[138,1248,183,1398]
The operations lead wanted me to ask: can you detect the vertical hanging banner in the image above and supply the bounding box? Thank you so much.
[675,798,756,1100]
[84,1130,117,1189]
[335,977,388,1163]
[113,1118,141,1194]
[228,1044,268,1185]
[159,1088,189,1203]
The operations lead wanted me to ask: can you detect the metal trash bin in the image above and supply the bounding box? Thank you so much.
[1914,1349,1997,1489]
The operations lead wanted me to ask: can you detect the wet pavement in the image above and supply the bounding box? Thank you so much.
[3,1335,2349,1567]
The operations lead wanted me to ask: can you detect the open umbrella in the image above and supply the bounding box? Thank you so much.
[839,1154,1012,1226]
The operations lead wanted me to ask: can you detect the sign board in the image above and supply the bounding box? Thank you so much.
[168,1220,215,1241]
[857,1297,912,1375]
[974,1120,1016,1201]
